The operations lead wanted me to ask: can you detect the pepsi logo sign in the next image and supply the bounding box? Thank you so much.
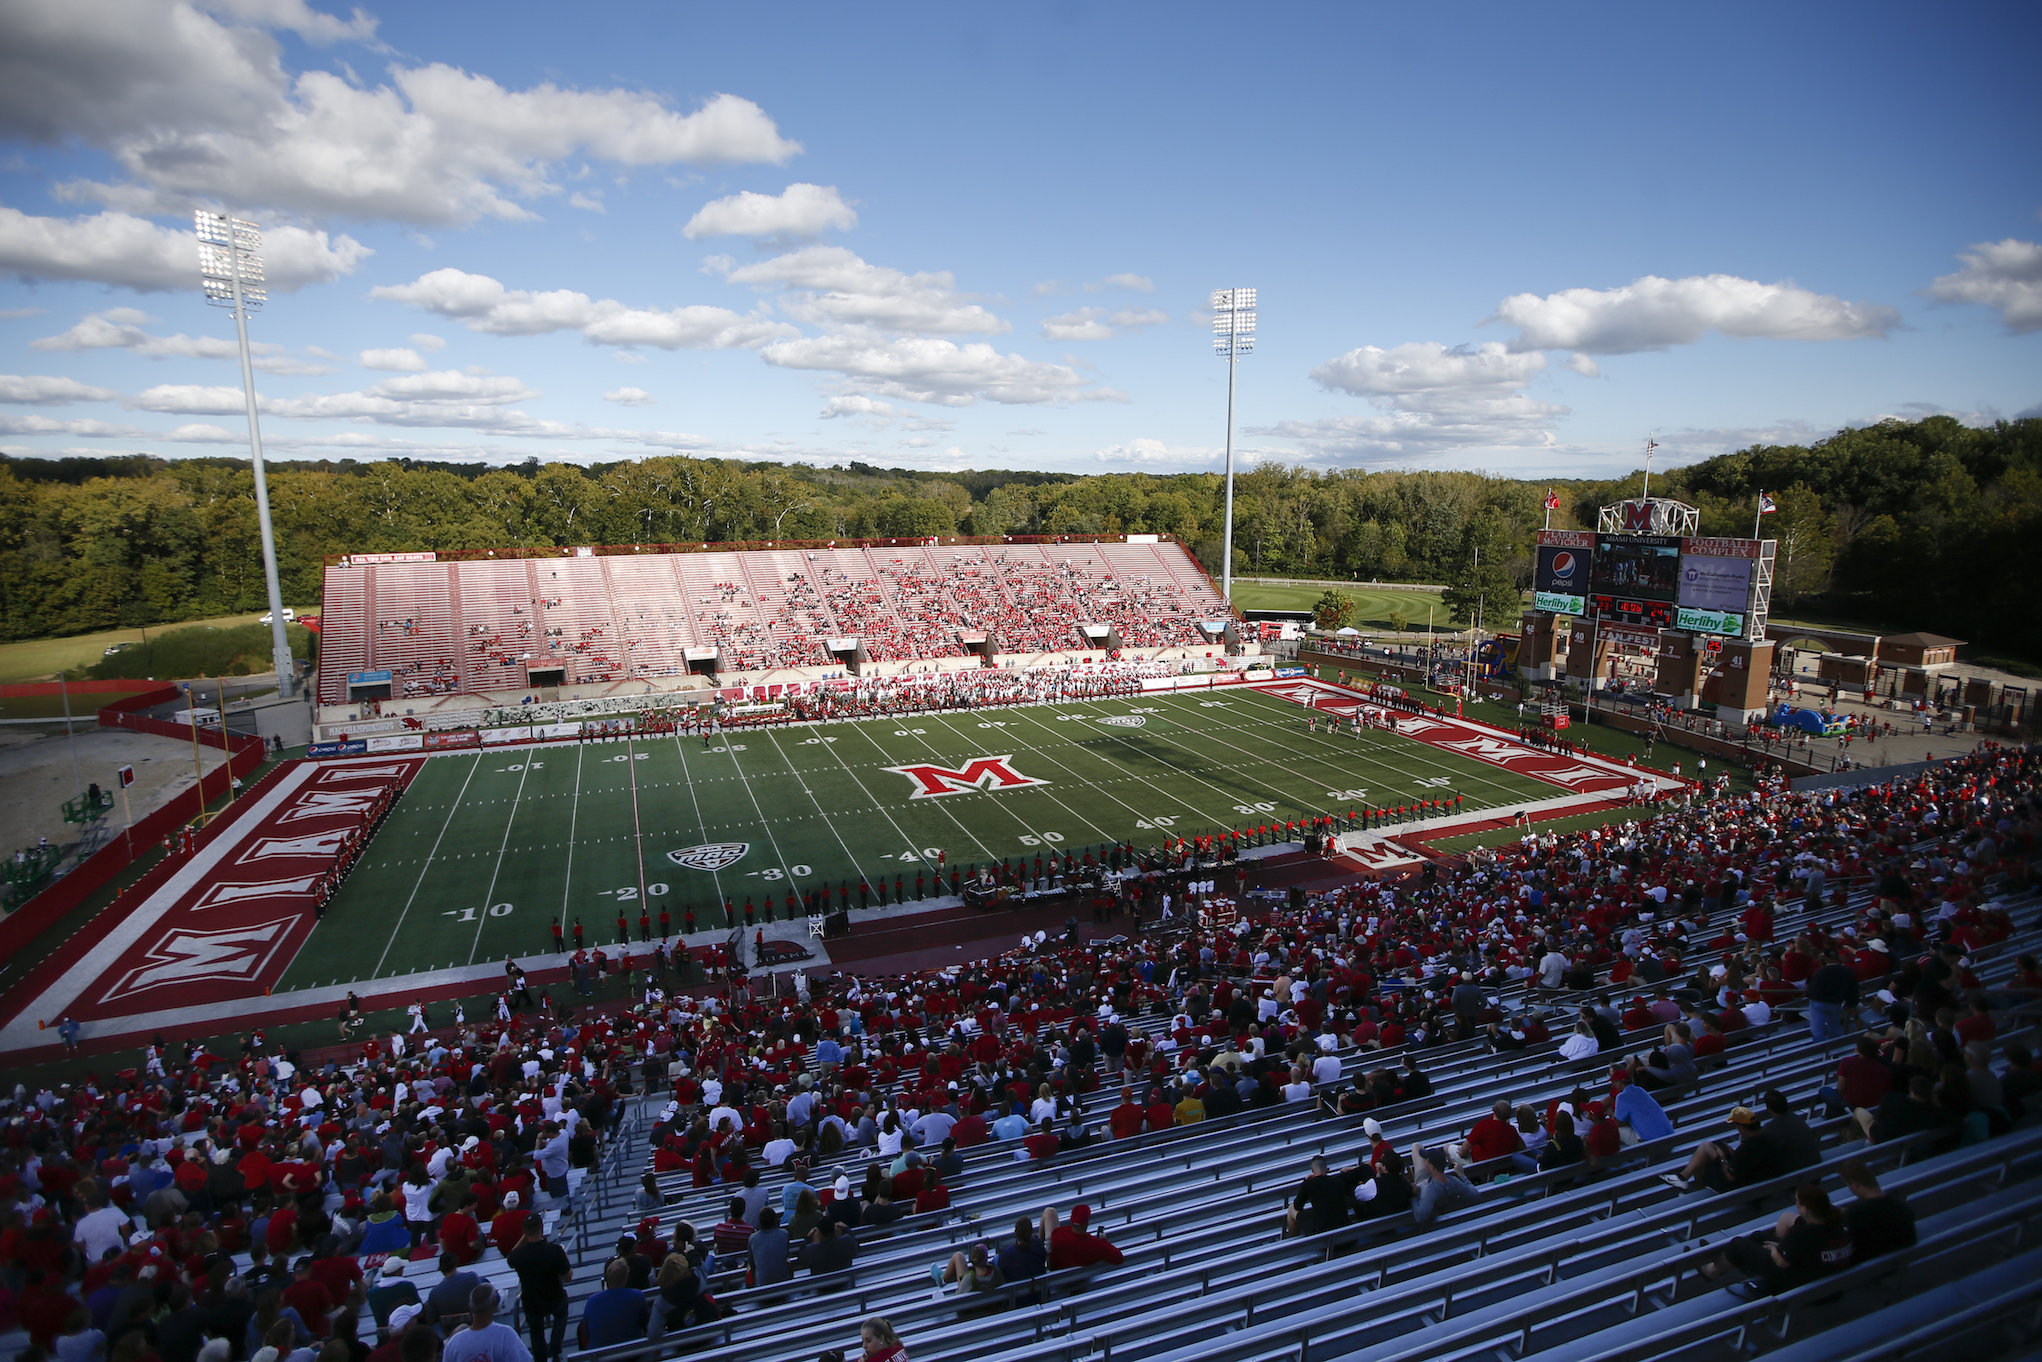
[1549,551,1577,580]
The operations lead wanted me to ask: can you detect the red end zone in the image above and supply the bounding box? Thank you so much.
[0,757,422,1054]
[1248,677,1645,796]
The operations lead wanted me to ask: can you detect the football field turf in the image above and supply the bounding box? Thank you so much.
[278,686,1555,988]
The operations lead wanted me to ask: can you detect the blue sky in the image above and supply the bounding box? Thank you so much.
[2,0,2036,478]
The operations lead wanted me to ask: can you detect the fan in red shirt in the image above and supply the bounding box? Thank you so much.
[1108,1090,1146,1140]
[1047,1204,1124,1269]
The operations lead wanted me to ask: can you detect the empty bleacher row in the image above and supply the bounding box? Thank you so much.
[533,871,2042,1362]
[316,540,1234,705]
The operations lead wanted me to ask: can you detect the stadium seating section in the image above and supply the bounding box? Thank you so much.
[316,540,1234,705]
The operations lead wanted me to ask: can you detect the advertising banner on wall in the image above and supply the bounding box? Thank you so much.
[1534,544,1588,616]
[1677,606,1747,635]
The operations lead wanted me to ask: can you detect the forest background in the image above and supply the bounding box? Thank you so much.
[2,414,2035,666]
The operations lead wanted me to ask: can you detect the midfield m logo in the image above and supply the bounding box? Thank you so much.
[883,755,1050,799]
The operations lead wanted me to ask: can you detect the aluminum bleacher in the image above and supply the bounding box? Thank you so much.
[537,871,2041,1362]
[317,537,1236,704]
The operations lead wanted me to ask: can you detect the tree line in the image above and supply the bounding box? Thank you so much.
[1,414,2034,662]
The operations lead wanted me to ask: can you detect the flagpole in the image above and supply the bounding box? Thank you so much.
[1753,493,1763,541]
[1543,490,1552,532]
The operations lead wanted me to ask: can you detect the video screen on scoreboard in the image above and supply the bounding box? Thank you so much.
[1591,534,1681,602]
[1678,553,1754,614]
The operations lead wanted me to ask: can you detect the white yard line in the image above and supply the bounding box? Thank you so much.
[998,703,1237,829]
[466,754,533,965]
[838,719,996,863]
[374,751,483,978]
[558,743,585,921]
[922,708,1117,844]
[762,727,866,884]
[668,734,729,912]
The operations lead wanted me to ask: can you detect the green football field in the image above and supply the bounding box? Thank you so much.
[278,686,1554,988]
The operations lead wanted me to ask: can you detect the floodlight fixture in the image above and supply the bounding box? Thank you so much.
[1211,287,1256,602]
[196,210,295,697]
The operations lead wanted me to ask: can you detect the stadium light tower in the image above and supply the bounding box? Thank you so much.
[1211,287,1255,602]
[196,210,296,698]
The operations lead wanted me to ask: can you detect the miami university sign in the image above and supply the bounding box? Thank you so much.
[883,755,1050,799]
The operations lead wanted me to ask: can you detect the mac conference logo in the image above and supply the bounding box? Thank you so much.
[667,843,750,872]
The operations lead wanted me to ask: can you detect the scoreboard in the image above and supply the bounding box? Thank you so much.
[1537,529,1769,638]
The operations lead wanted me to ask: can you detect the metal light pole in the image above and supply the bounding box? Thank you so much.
[196,211,296,697]
[1211,287,1256,602]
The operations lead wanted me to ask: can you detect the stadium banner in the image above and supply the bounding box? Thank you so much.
[535,723,582,740]
[1276,667,1308,677]
[1677,552,1755,613]
[308,740,368,757]
[1534,591,1586,615]
[1680,536,1762,559]
[480,726,535,745]
[346,670,392,686]
[423,730,480,750]
[1601,625,1661,649]
[366,733,424,752]
[1676,606,1746,636]
[1535,543,1588,610]
[1535,528,1595,548]
[347,551,436,564]
[326,718,398,736]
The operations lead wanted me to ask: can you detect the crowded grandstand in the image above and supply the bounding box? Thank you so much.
[2,726,2038,1362]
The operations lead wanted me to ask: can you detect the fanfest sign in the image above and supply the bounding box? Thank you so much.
[1600,624,1661,649]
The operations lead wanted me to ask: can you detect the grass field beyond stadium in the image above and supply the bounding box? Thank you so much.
[283,687,1553,988]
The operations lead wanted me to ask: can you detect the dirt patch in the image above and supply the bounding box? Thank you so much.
[0,726,228,858]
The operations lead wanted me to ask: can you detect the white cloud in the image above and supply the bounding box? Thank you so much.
[716,246,1006,335]
[1094,438,1214,465]
[0,208,370,292]
[0,374,120,405]
[1297,341,1563,458]
[124,369,552,433]
[604,387,654,406]
[1562,352,1601,378]
[568,192,606,214]
[1086,273,1154,294]
[126,384,252,415]
[409,333,446,352]
[759,333,1106,406]
[372,267,797,349]
[683,183,856,240]
[197,0,378,44]
[1925,237,2042,333]
[164,422,242,443]
[3,0,797,225]
[1030,281,1067,298]
[1040,306,1168,341]
[360,347,428,371]
[31,308,336,373]
[0,413,149,438]
[1490,274,1898,354]
[1312,341,1548,396]
[1041,308,1115,342]
[819,394,894,420]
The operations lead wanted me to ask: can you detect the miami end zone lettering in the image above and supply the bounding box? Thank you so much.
[883,756,1050,799]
